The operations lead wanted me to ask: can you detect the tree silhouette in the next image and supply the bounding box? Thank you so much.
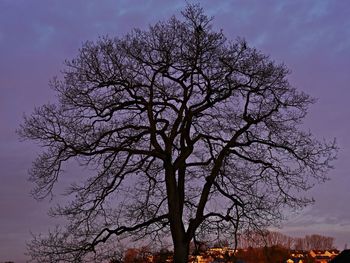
[20,4,336,263]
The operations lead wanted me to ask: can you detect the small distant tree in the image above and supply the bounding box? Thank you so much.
[123,248,141,263]
[109,247,124,263]
[294,237,306,250]
[123,246,152,263]
[20,4,336,263]
[213,239,229,248]
[189,240,207,255]
[153,248,173,263]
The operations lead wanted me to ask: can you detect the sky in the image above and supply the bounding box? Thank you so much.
[1,0,350,262]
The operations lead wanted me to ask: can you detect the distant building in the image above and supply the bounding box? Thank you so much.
[286,250,309,263]
[309,249,339,263]
[285,249,339,263]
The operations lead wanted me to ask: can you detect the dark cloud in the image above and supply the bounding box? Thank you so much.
[1,1,349,261]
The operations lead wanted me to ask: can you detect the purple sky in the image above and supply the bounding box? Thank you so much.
[1,1,350,262]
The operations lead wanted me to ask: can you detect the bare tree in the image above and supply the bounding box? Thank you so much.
[19,4,336,263]
[292,234,335,251]
[294,237,306,251]
[237,230,293,249]
[263,231,293,249]
[304,234,335,250]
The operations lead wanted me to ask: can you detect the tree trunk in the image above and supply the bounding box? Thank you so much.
[173,241,189,263]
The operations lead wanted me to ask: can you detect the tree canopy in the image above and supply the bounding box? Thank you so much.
[20,4,336,263]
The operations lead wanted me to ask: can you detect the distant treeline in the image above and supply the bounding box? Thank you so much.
[236,230,335,251]
[108,231,336,263]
